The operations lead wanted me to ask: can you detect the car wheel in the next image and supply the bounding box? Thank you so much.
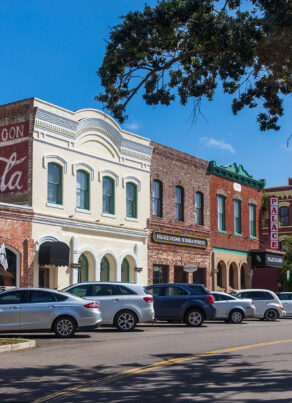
[229,309,244,324]
[185,309,204,327]
[264,309,278,321]
[53,316,76,338]
[114,310,137,331]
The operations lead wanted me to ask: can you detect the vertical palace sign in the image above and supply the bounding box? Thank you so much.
[269,196,279,249]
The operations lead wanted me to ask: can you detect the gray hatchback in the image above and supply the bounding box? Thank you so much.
[0,288,102,337]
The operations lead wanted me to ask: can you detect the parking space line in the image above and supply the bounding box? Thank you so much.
[33,338,292,402]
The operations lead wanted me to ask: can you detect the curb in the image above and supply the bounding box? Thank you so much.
[0,340,36,353]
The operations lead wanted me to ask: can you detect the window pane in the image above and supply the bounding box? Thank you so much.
[103,178,114,214]
[195,192,203,225]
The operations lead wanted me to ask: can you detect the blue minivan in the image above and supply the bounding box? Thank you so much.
[146,283,216,327]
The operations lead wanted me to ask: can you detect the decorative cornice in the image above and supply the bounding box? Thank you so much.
[209,161,266,190]
[33,215,148,239]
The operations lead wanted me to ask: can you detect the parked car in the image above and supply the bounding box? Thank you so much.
[145,283,216,327]
[277,292,292,316]
[63,282,154,331]
[212,291,256,323]
[234,289,286,321]
[0,288,102,337]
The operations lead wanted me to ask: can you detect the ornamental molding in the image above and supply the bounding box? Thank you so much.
[43,155,68,173]
[249,198,257,206]
[33,215,148,238]
[98,169,120,186]
[35,235,59,251]
[122,176,142,191]
[72,162,95,180]
[217,189,227,197]
[233,193,243,201]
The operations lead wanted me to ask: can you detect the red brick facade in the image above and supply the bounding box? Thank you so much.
[209,167,263,292]
[148,142,211,288]
[210,174,262,251]
[0,204,34,287]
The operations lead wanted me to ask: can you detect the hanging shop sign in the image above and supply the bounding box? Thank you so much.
[250,251,284,268]
[152,231,208,249]
[269,196,279,249]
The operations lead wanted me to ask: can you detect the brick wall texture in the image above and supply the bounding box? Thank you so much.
[148,141,212,288]
[0,206,34,287]
[210,174,262,251]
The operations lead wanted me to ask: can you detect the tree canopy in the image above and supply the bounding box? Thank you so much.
[96,0,292,131]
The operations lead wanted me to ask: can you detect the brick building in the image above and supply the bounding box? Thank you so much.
[262,177,292,246]
[0,203,34,288]
[148,142,211,288]
[209,161,266,292]
[0,99,35,288]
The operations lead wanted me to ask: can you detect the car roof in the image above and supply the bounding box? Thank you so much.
[236,289,275,293]
[147,283,205,287]
[65,281,142,288]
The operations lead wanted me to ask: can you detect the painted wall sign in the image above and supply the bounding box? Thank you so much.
[0,121,30,195]
[152,231,208,249]
[269,196,279,249]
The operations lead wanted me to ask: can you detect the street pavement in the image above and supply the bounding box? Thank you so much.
[1,319,292,402]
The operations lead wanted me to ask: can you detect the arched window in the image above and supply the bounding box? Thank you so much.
[217,264,223,288]
[280,206,289,226]
[241,266,246,289]
[153,180,163,217]
[76,170,90,210]
[102,177,114,214]
[229,266,235,289]
[78,254,88,282]
[195,192,203,225]
[100,256,110,281]
[126,182,137,218]
[121,258,130,282]
[48,163,62,204]
[0,249,17,288]
[175,186,184,221]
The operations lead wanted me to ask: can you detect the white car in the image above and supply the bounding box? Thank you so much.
[63,282,154,331]
[212,292,256,323]
[277,292,292,316]
[234,289,286,321]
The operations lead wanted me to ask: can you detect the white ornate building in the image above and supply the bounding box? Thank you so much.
[31,99,152,288]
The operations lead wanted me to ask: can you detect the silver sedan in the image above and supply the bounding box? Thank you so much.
[212,291,256,323]
[0,288,102,337]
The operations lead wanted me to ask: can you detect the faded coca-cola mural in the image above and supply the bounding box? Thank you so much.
[0,122,30,194]
[0,99,35,204]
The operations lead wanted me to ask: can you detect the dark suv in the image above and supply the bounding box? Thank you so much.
[146,283,216,327]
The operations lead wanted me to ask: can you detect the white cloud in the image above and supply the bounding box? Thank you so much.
[200,137,235,154]
[124,120,140,132]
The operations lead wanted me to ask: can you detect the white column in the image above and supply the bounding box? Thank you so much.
[70,236,79,284]
[134,243,141,284]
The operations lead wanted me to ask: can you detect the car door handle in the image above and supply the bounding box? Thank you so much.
[9,306,20,309]
[112,299,120,302]
[48,305,58,308]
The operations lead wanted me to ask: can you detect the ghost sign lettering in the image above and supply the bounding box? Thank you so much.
[0,121,30,195]
[269,196,279,249]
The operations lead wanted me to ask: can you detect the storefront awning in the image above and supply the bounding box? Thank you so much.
[39,241,70,267]
[250,250,284,269]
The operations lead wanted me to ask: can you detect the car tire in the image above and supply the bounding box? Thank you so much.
[53,316,76,338]
[229,309,244,324]
[264,309,278,321]
[185,309,204,327]
[114,310,137,331]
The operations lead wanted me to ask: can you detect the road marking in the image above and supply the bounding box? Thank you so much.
[33,338,292,402]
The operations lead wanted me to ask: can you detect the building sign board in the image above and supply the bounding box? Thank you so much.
[269,196,279,249]
[152,231,208,249]
[250,251,284,268]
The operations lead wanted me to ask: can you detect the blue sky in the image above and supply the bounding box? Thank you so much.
[0,0,291,187]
